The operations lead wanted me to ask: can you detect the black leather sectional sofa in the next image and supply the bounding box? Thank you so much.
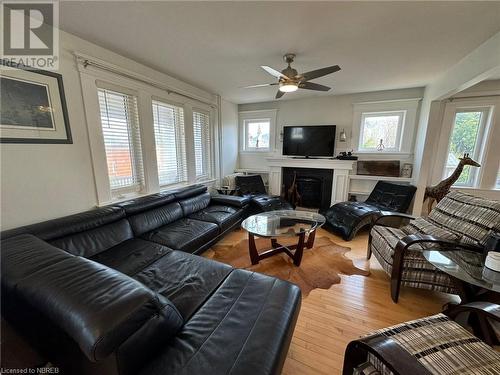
[1,185,301,375]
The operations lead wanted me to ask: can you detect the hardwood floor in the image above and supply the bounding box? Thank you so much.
[215,227,458,375]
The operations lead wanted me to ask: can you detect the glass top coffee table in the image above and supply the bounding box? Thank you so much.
[241,210,326,266]
[423,249,500,294]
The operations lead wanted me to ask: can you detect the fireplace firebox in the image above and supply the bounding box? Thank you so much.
[282,167,333,209]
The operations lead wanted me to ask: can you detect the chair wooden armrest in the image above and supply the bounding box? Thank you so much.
[446,302,500,323]
[390,234,481,303]
[371,211,416,228]
[343,334,431,375]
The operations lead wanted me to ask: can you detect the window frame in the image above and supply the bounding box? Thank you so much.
[192,107,214,182]
[243,118,272,152]
[239,109,277,154]
[358,110,406,153]
[78,57,220,205]
[442,106,491,188]
[351,99,420,157]
[151,97,188,188]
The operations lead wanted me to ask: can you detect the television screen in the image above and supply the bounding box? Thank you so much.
[282,125,336,157]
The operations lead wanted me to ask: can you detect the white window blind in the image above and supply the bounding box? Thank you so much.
[152,100,188,186]
[193,110,213,180]
[98,88,144,195]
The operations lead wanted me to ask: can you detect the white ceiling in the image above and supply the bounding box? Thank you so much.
[59,1,500,104]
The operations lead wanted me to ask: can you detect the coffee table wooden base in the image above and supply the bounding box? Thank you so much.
[248,230,317,266]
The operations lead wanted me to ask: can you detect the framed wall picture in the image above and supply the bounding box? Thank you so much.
[0,62,72,143]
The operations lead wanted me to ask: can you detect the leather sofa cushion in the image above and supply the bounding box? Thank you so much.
[139,269,301,375]
[1,206,125,241]
[128,202,183,236]
[13,254,183,363]
[50,219,134,258]
[91,238,173,276]
[133,251,232,319]
[251,194,293,211]
[179,192,211,216]
[171,185,207,200]
[188,205,242,231]
[117,192,176,216]
[142,218,219,253]
[323,201,382,240]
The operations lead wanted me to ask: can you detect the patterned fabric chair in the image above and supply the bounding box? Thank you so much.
[369,190,500,302]
[343,302,500,375]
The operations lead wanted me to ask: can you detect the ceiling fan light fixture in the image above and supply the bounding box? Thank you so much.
[279,83,298,93]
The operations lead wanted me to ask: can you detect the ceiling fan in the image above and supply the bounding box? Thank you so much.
[243,53,341,99]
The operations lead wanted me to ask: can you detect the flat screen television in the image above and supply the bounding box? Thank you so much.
[282,125,336,157]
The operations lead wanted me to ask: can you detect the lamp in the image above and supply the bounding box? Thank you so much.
[279,83,298,93]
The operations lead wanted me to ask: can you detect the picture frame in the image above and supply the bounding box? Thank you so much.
[0,61,72,144]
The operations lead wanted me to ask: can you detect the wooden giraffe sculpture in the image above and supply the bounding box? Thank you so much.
[424,153,480,212]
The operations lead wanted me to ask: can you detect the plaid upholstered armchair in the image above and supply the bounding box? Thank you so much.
[368,191,500,302]
[343,302,500,375]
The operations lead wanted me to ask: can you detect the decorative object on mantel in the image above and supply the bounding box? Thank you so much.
[336,151,358,160]
[423,153,480,212]
[205,233,369,296]
[400,163,413,178]
[357,160,400,177]
[339,128,347,142]
[376,139,385,151]
[0,61,72,144]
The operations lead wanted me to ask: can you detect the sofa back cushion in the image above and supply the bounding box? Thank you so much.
[428,190,500,246]
[50,219,134,258]
[0,207,133,258]
[128,202,183,236]
[179,192,211,216]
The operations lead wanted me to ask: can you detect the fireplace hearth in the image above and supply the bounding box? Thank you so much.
[282,167,333,209]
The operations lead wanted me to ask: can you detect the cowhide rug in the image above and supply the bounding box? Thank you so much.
[204,235,370,296]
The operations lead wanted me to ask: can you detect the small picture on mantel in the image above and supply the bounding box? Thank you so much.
[401,163,413,178]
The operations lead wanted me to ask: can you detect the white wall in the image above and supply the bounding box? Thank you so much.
[237,87,424,170]
[220,99,239,176]
[412,31,500,214]
[0,30,230,230]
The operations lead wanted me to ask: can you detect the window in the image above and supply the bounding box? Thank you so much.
[244,119,271,150]
[152,100,187,186]
[443,108,489,187]
[359,111,405,152]
[193,110,213,180]
[496,169,500,189]
[98,88,144,195]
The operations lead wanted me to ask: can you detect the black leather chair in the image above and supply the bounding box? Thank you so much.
[321,181,417,241]
[235,174,293,213]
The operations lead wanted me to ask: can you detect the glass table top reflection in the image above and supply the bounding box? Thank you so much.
[423,249,500,293]
[241,210,326,238]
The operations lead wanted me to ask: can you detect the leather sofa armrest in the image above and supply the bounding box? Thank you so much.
[211,194,251,208]
[6,245,183,363]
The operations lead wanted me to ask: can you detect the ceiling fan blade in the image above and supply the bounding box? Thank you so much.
[300,65,341,81]
[275,90,285,99]
[242,83,278,89]
[262,65,287,79]
[299,82,331,91]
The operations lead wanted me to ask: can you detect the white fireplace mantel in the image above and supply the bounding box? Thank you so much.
[265,157,355,206]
